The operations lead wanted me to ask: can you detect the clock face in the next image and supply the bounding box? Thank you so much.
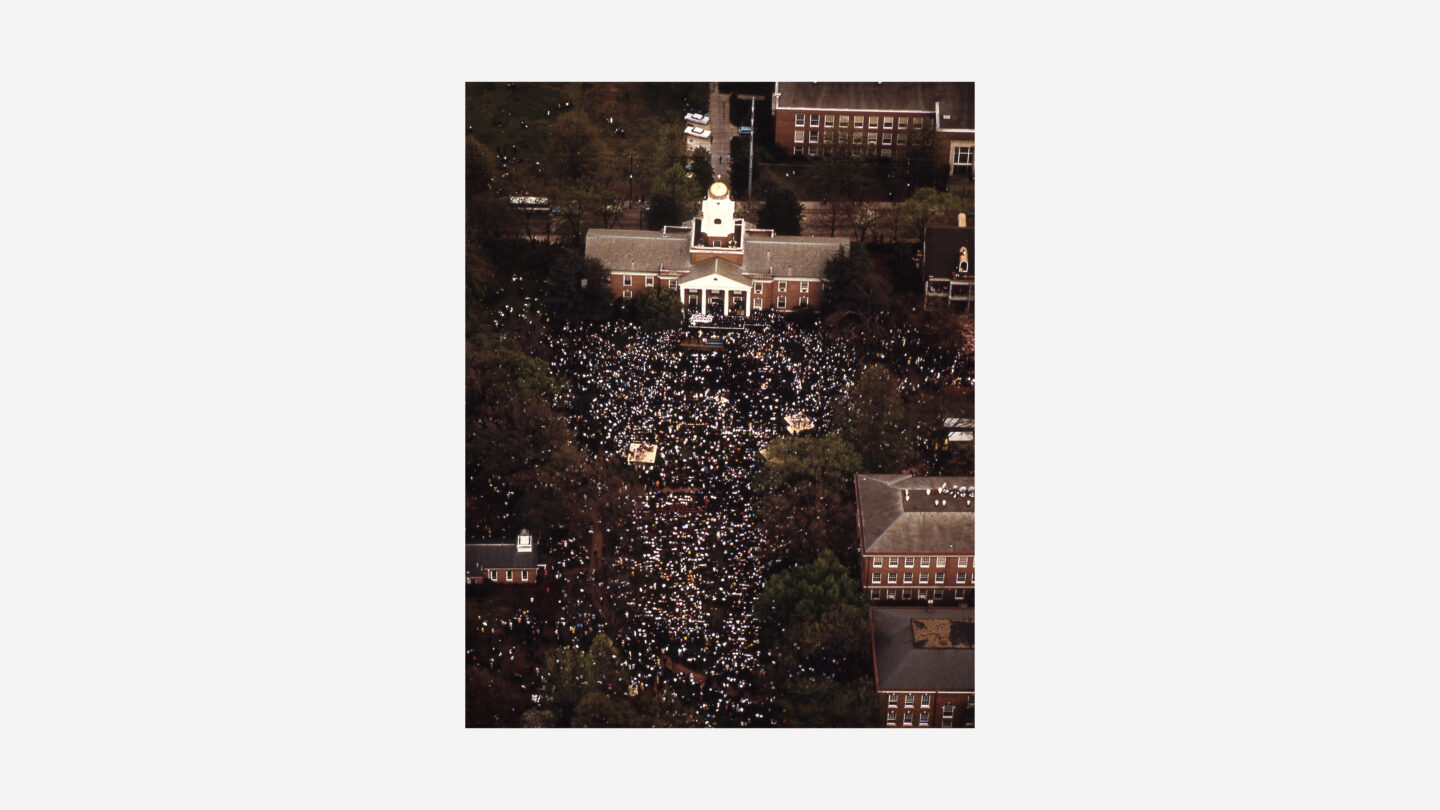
[709,181,728,198]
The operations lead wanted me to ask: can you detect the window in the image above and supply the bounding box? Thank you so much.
[823,114,834,127]
[958,557,968,568]
[919,573,929,584]
[888,557,898,567]
[887,710,897,726]
[903,711,913,726]
[622,274,632,286]
[622,290,632,299]
[839,115,849,127]
[809,114,820,127]
[920,556,931,567]
[952,145,974,166]
[867,132,878,145]
[943,704,955,718]
[777,295,787,309]
[903,573,913,584]
[886,589,896,600]
[934,573,945,584]
[969,572,974,585]
[887,573,897,584]
[871,573,881,584]
[888,694,898,706]
[777,281,787,292]
[793,146,803,157]
[868,116,879,128]
[520,570,529,582]
[794,128,805,144]
[904,694,915,707]
[822,130,833,144]
[794,114,805,127]
[806,146,817,156]
[808,130,819,143]
[488,570,497,581]
[645,276,654,287]
[920,710,930,725]
[505,570,513,582]
[897,117,908,130]
[872,557,882,567]
[915,116,928,128]
[880,148,892,159]
[904,557,914,568]
[883,116,893,129]
[921,695,931,707]
[798,296,808,307]
[896,132,907,146]
[799,281,809,293]
[668,279,677,289]
[967,695,975,710]
[901,589,912,600]
[916,589,927,600]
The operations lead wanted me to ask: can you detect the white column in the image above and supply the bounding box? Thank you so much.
[745,288,751,316]
[722,288,729,316]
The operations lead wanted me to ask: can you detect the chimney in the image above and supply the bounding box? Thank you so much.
[957,212,967,227]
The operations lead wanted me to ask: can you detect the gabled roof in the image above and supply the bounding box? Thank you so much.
[466,544,545,575]
[585,229,689,273]
[743,234,849,277]
[678,258,750,288]
[871,607,975,692]
[856,474,975,555]
[774,82,974,130]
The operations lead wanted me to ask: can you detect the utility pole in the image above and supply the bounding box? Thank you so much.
[747,97,755,203]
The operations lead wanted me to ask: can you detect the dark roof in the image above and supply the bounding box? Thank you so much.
[743,233,848,277]
[466,544,545,575]
[774,82,974,129]
[585,229,690,273]
[923,226,974,279]
[871,607,975,692]
[856,474,975,555]
[587,227,846,280]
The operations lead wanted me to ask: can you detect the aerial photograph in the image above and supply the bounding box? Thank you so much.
[466,82,975,728]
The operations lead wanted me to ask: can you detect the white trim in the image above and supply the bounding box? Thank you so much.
[774,104,939,114]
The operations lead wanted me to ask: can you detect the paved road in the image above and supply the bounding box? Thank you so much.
[706,83,738,179]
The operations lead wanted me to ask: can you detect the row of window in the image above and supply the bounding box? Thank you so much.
[872,588,969,600]
[795,130,919,147]
[621,276,813,295]
[622,275,679,289]
[487,569,531,582]
[873,555,971,568]
[621,289,808,308]
[872,571,973,585]
[793,145,898,159]
[794,113,930,130]
[885,696,972,726]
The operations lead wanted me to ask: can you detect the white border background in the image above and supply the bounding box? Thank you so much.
[3,2,1438,807]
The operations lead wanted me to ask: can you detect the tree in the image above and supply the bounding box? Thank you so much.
[633,287,682,332]
[545,111,607,182]
[893,187,966,244]
[777,675,883,728]
[544,252,612,322]
[754,434,862,493]
[690,146,714,190]
[758,185,804,235]
[753,550,867,645]
[756,478,858,569]
[834,365,918,471]
[571,691,641,728]
[646,164,701,229]
[813,150,869,237]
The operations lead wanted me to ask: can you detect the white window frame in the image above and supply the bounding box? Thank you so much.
[871,572,881,584]
[888,557,899,566]
[901,589,912,600]
[794,114,805,127]
[872,557,882,567]
[799,281,809,293]
[839,115,849,127]
[883,116,894,129]
[809,114,820,127]
[867,132,878,145]
[622,274,632,286]
[904,694,915,707]
[916,589,927,600]
[823,114,834,127]
[798,296,808,307]
[896,132,907,146]
[868,115,879,128]
[488,570,497,581]
[903,711,913,726]
[645,275,655,287]
[903,573,913,584]
[920,556,931,567]
[668,278,677,289]
[777,281,787,292]
[921,695,931,708]
[952,145,974,166]
[505,570,513,582]
[919,573,929,584]
[959,557,968,568]
[942,704,955,718]
[622,289,632,299]
[808,130,819,143]
[806,145,817,156]
[920,710,930,725]
[520,570,529,582]
[793,146,803,156]
[904,557,915,568]
[934,573,945,584]
[880,148,892,159]
[887,573,897,584]
[777,295,787,309]
[886,589,896,600]
[887,710,897,726]
[888,694,899,706]
[794,128,805,144]
[897,117,908,130]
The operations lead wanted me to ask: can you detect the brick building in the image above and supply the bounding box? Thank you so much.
[871,607,975,727]
[922,218,974,312]
[771,82,974,175]
[585,181,848,315]
[465,529,547,585]
[855,475,974,604]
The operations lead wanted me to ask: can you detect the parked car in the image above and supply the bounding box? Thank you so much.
[684,126,712,140]
[684,112,710,126]
[738,125,752,136]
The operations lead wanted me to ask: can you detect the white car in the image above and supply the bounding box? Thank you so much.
[684,126,712,140]
[684,112,710,126]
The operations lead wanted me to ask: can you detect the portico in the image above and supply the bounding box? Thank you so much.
[679,260,753,316]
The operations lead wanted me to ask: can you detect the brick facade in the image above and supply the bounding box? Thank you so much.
[862,552,974,603]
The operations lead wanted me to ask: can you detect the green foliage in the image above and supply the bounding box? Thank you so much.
[520,708,557,728]
[544,252,612,322]
[753,435,862,493]
[571,691,641,728]
[646,164,702,228]
[545,111,607,182]
[835,365,918,471]
[777,676,884,728]
[758,186,804,235]
[757,478,858,569]
[690,147,714,190]
[753,550,867,642]
[494,342,562,400]
[894,187,967,244]
[541,645,599,713]
[634,287,682,332]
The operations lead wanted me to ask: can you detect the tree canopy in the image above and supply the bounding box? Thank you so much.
[758,185,805,235]
[633,287,682,332]
[754,434,862,493]
[834,365,918,471]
